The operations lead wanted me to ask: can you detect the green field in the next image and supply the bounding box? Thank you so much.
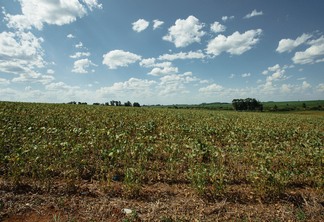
[0,102,323,221]
[159,100,324,112]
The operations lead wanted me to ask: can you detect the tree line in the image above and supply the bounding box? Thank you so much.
[232,98,263,111]
[67,100,141,107]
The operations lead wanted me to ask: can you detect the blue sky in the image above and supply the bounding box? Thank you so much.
[0,0,323,105]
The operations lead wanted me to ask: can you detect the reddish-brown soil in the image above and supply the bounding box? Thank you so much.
[1,179,323,221]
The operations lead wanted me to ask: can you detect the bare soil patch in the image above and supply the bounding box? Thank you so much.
[1,180,323,221]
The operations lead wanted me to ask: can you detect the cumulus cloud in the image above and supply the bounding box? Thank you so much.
[206,29,262,56]
[0,77,10,85]
[82,0,103,11]
[301,81,311,90]
[45,82,80,91]
[148,62,179,76]
[67,34,75,39]
[153,19,164,30]
[4,0,102,30]
[75,42,84,49]
[276,33,312,53]
[281,84,293,93]
[244,9,263,19]
[280,81,311,94]
[221,16,234,22]
[210,21,226,33]
[47,69,55,74]
[241,73,251,78]
[102,50,141,69]
[316,83,324,92]
[97,78,156,99]
[70,52,91,59]
[268,64,280,72]
[132,19,150,32]
[139,58,157,68]
[72,58,97,73]
[292,35,324,64]
[139,58,179,76]
[11,73,55,85]
[199,83,224,94]
[163,15,205,48]
[158,72,198,96]
[158,50,206,61]
[0,31,44,76]
[261,64,289,86]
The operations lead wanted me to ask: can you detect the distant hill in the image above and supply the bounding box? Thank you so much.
[149,100,324,112]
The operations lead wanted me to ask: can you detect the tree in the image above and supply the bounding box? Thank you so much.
[133,102,141,107]
[124,101,132,107]
[232,98,262,111]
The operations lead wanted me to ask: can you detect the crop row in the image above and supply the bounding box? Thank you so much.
[0,102,323,199]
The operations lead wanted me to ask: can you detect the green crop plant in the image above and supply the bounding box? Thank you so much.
[0,102,323,200]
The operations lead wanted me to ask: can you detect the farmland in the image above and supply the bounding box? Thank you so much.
[0,102,323,221]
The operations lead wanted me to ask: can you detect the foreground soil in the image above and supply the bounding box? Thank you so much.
[0,180,323,222]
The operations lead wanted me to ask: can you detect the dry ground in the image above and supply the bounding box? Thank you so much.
[1,179,323,222]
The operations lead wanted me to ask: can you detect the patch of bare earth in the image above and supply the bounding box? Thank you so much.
[0,179,323,221]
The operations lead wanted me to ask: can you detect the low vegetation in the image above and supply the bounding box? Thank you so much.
[0,102,323,221]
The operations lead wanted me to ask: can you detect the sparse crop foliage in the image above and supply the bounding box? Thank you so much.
[0,102,323,200]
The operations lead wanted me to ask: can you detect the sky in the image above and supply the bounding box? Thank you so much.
[0,0,323,105]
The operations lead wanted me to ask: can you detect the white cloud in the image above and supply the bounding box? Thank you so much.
[0,31,45,77]
[276,33,312,53]
[261,64,289,86]
[102,50,141,69]
[148,63,179,76]
[158,72,199,96]
[241,73,251,78]
[210,21,226,33]
[244,9,263,19]
[316,83,324,92]
[0,77,10,85]
[132,19,150,32]
[281,84,293,93]
[47,69,55,74]
[268,64,280,72]
[153,19,164,30]
[262,70,268,75]
[206,29,262,56]
[229,74,235,79]
[4,0,102,30]
[70,52,91,59]
[11,72,55,85]
[221,16,234,22]
[158,50,206,61]
[72,58,97,73]
[75,42,84,49]
[97,78,156,99]
[139,58,179,76]
[301,81,311,90]
[199,83,224,94]
[266,69,286,82]
[292,35,324,64]
[82,0,103,11]
[67,34,75,39]
[0,31,44,69]
[280,81,311,94]
[163,15,205,48]
[46,82,80,91]
[139,58,156,68]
